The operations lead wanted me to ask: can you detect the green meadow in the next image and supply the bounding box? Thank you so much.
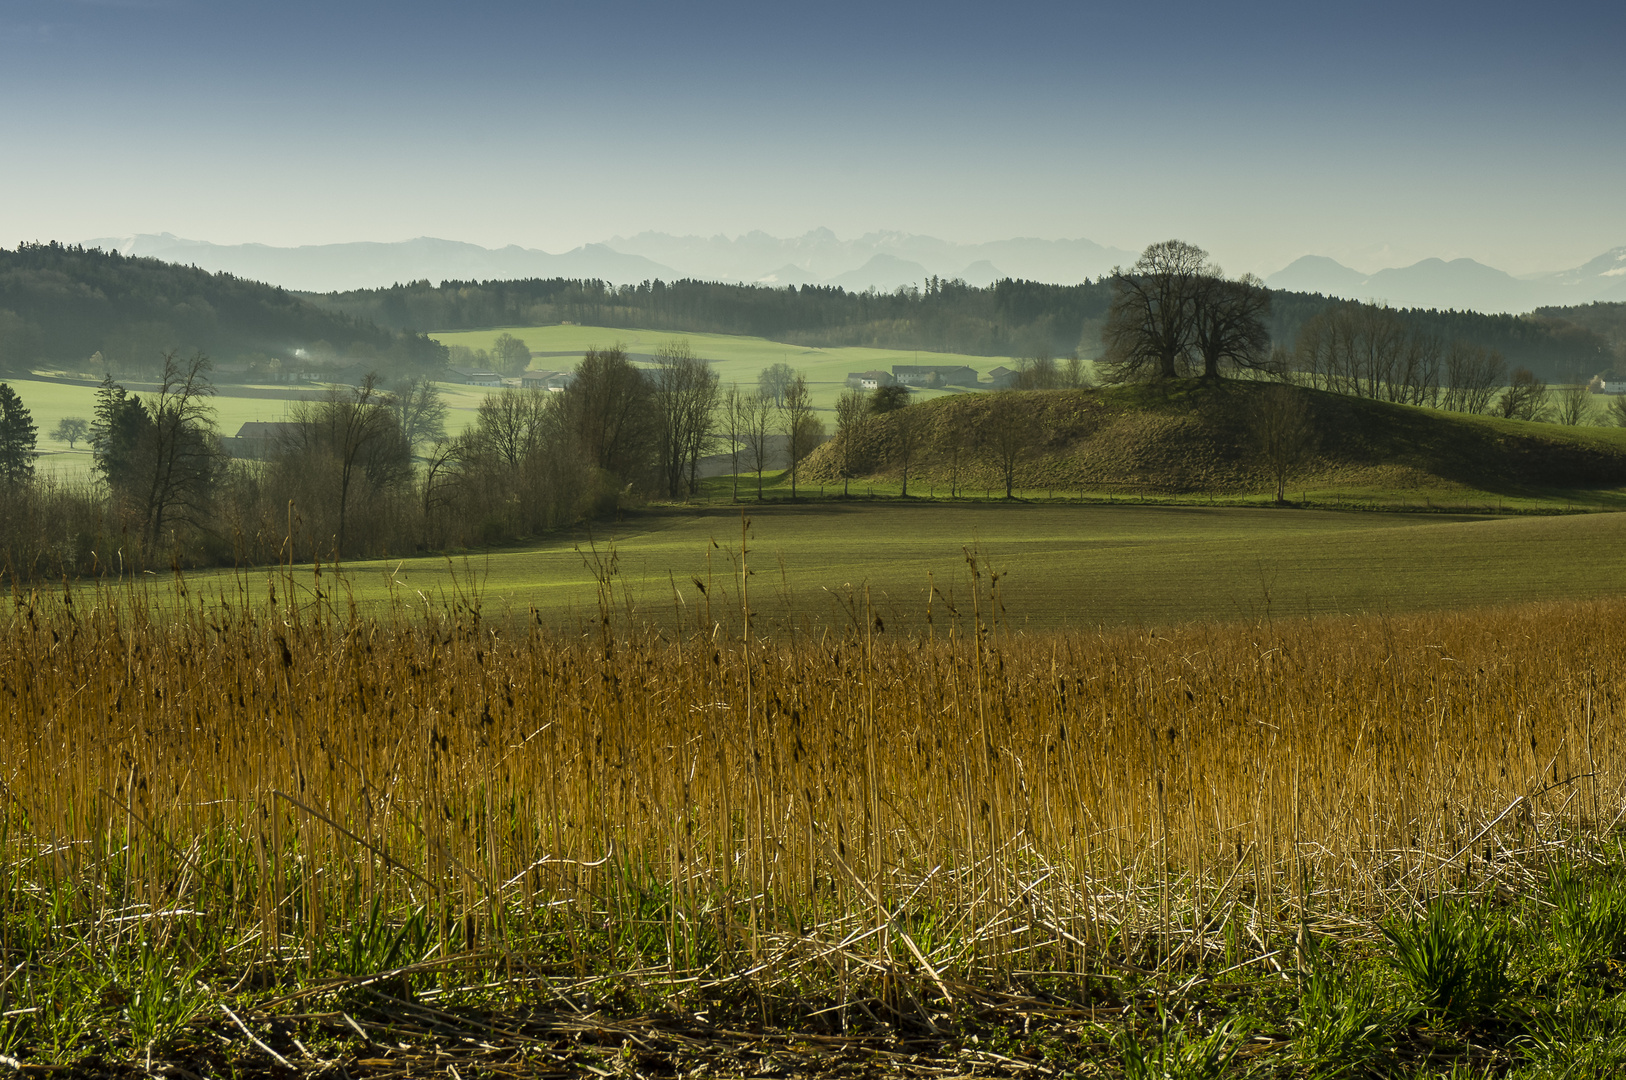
[201,501,1626,632]
[4,375,325,482]
[429,324,1018,411]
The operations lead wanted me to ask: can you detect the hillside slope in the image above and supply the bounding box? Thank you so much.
[801,382,1626,499]
[0,243,446,376]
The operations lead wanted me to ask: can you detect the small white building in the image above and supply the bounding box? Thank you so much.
[845,369,896,390]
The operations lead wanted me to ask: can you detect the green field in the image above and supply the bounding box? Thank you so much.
[200,502,1626,632]
[3,376,331,482]
[429,324,1019,412]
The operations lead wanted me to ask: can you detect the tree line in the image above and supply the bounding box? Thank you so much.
[0,243,446,380]
[0,343,837,581]
[312,270,1618,382]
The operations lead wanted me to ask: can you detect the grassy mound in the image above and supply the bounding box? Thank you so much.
[802,380,1626,500]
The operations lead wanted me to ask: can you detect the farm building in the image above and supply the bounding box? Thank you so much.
[521,370,576,392]
[891,364,979,388]
[985,366,1019,389]
[220,421,305,461]
[845,370,896,390]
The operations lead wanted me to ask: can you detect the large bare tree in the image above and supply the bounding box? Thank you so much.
[779,374,819,498]
[889,399,926,497]
[833,388,868,497]
[932,397,971,498]
[723,385,747,501]
[139,350,220,548]
[1253,384,1318,503]
[1100,240,1210,382]
[388,376,449,452]
[741,391,774,501]
[1495,368,1550,421]
[1441,342,1506,414]
[651,339,720,499]
[282,373,412,556]
[1190,273,1275,379]
[980,391,1033,498]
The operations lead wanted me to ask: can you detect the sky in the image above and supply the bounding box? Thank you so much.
[2,0,1623,278]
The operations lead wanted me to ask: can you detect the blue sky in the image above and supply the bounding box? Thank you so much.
[2,0,1623,276]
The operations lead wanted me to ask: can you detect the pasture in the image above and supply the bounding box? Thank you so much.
[213,501,1626,632]
[429,324,1018,411]
[3,375,331,481]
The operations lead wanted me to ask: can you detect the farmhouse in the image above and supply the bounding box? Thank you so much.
[220,420,305,461]
[891,364,979,388]
[463,371,504,387]
[845,369,896,390]
[521,370,576,392]
[985,366,1019,389]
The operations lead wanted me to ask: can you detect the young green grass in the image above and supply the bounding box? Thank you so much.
[194,501,1626,631]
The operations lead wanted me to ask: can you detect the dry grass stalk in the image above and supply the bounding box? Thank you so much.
[0,570,1619,1000]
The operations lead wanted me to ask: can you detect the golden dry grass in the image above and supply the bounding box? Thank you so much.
[2,555,1620,1026]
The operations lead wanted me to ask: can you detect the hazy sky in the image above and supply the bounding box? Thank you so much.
[2,0,1622,277]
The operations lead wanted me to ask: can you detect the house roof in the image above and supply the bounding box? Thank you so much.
[235,421,304,440]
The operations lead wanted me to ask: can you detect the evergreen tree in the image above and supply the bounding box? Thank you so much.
[0,383,37,486]
[91,374,154,497]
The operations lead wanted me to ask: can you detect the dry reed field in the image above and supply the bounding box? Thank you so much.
[4,557,1626,1077]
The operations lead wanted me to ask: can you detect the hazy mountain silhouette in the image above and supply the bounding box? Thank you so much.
[822,254,932,292]
[607,229,1133,286]
[83,229,1133,295]
[1266,255,1369,296]
[1266,248,1626,313]
[753,263,820,287]
[83,234,678,293]
[956,260,1003,287]
[1537,246,1626,302]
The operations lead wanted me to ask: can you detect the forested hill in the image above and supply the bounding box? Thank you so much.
[2,243,1611,382]
[0,243,446,377]
[312,275,1617,380]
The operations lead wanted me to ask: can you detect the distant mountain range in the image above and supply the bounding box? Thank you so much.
[603,229,1134,289]
[81,231,1626,314]
[83,234,675,295]
[1265,249,1626,313]
[85,230,1136,295]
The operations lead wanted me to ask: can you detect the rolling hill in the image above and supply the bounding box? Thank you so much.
[0,242,446,377]
[801,381,1626,505]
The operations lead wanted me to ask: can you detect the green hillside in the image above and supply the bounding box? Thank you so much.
[0,243,445,377]
[802,380,1626,506]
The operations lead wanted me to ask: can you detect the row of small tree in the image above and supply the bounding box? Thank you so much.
[826,386,1051,500]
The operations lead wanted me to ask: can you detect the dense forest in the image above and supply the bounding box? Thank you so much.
[0,243,446,378]
[1531,301,1626,369]
[313,275,1618,380]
